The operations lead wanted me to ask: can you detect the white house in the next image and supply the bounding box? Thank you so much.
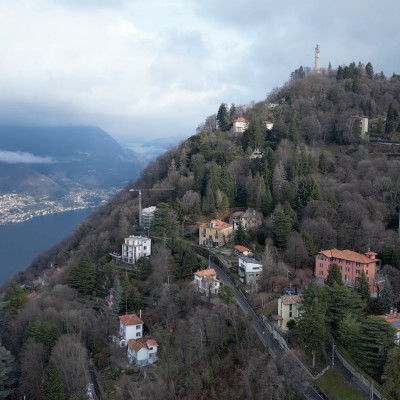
[141,206,157,227]
[264,121,274,130]
[122,235,151,264]
[274,294,301,330]
[238,256,263,285]
[193,269,221,295]
[127,338,158,366]
[232,117,249,134]
[119,314,144,345]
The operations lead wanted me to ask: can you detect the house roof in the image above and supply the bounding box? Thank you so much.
[318,249,378,264]
[281,295,300,305]
[199,220,233,229]
[128,338,159,351]
[235,117,248,122]
[119,314,143,326]
[239,255,261,265]
[234,245,251,253]
[194,268,216,277]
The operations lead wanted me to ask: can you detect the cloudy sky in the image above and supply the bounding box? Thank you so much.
[0,0,398,147]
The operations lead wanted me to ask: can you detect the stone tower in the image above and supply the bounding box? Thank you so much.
[314,44,320,72]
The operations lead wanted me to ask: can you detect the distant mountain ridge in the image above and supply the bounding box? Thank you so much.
[0,125,146,195]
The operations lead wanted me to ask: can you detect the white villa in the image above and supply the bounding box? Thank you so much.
[119,314,143,346]
[238,256,263,285]
[193,269,221,295]
[122,235,151,264]
[127,338,159,366]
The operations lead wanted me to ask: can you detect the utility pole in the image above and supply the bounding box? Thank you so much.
[129,187,173,226]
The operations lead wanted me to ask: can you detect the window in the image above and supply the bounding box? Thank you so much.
[144,246,147,250]
[339,266,342,270]
[339,259,342,263]
[356,270,360,275]
[136,332,141,337]
[345,275,349,281]
[356,263,360,267]
[136,325,140,330]
[289,311,293,318]
[346,267,350,272]
[320,263,323,268]
[346,260,350,265]
[366,270,368,275]
[319,270,324,276]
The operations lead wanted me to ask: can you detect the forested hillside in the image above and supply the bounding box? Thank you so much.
[2,62,400,399]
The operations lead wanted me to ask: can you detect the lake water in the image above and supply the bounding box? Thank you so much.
[0,208,92,284]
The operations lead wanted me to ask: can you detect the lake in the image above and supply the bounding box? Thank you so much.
[0,208,92,285]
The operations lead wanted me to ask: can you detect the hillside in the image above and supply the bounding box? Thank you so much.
[3,62,400,399]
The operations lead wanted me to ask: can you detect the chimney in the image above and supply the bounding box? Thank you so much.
[140,309,142,319]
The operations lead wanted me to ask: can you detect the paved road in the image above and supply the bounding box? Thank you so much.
[206,257,325,400]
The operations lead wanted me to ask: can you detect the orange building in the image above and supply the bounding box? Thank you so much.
[199,220,233,247]
[315,249,380,293]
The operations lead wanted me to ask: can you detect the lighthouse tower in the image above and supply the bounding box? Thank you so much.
[314,45,320,72]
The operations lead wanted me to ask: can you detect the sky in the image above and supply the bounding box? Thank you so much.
[0,0,399,147]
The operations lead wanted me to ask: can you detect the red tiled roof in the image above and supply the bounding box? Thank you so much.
[234,245,251,253]
[318,249,378,264]
[194,268,216,277]
[235,117,248,122]
[199,220,233,229]
[147,339,158,346]
[128,338,159,351]
[119,314,143,326]
[377,314,400,331]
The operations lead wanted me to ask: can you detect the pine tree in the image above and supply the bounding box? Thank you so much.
[294,176,321,209]
[355,270,370,303]
[383,346,400,399]
[377,117,385,134]
[0,346,18,399]
[4,281,28,313]
[325,264,343,286]
[301,230,316,258]
[235,222,246,245]
[385,103,396,133]
[377,278,394,314]
[42,359,65,400]
[365,62,374,78]
[189,200,201,223]
[68,254,96,294]
[271,208,292,248]
[353,316,395,379]
[217,103,230,131]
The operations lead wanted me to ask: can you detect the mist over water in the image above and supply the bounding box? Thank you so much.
[0,208,92,284]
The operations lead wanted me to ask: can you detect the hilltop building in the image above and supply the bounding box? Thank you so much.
[314,44,320,72]
[315,249,380,293]
[119,314,144,345]
[127,338,158,366]
[199,220,233,247]
[122,235,151,264]
[229,208,263,231]
[232,117,249,134]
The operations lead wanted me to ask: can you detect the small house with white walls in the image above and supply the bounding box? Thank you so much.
[232,117,249,134]
[193,269,221,295]
[238,256,263,285]
[119,314,144,346]
[127,338,159,366]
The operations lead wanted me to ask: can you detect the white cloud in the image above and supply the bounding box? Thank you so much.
[0,150,55,164]
[0,0,398,142]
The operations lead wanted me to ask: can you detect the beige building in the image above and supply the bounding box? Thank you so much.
[193,269,221,295]
[274,294,301,330]
[199,220,233,247]
[229,208,263,231]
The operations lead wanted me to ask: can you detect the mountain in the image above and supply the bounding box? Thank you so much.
[0,125,146,195]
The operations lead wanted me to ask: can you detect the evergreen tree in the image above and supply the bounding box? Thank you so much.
[318,153,328,175]
[68,254,96,294]
[301,230,317,258]
[217,103,230,131]
[189,200,201,223]
[229,103,236,120]
[385,103,396,134]
[150,202,179,238]
[42,359,65,400]
[283,201,298,231]
[365,62,374,78]
[220,284,235,304]
[325,264,343,286]
[271,208,292,248]
[294,176,321,209]
[377,278,394,314]
[219,166,234,206]
[377,117,385,134]
[172,197,184,222]
[353,316,395,379]
[4,281,28,313]
[289,113,298,145]
[379,246,399,268]
[355,270,370,303]
[235,222,246,245]
[0,345,18,399]
[383,346,400,399]
[261,186,274,216]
